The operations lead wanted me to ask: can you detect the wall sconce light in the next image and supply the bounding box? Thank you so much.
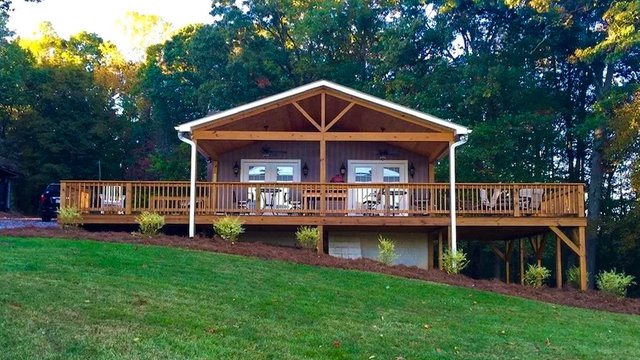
[233,161,240,177]
[339,163,346,176]
[302,163,309,178]
[409,163,416,178]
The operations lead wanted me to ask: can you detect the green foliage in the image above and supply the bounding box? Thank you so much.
[377,235,399,266]
[213,216,244,242]
[441,249,469,275]
[567,266,589,289]
[295,226,318,251]
[135,211,165,236]
[56,207,82,229]
[597,269,636,298]
[524,264,551,288]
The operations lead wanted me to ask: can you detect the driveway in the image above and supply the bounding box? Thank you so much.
[0,218,59,230]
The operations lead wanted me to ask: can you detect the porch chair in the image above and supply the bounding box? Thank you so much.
[99,185,125,214]
[232,190,249,214]
[361,188,383,215]
[284,191,302,214]
[479,188,505,210]
[519,188,545,212]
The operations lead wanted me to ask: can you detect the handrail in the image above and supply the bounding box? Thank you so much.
[60,181,585,218]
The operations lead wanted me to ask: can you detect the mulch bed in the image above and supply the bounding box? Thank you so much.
[3,227,639,316]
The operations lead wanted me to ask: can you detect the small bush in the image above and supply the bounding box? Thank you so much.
[377,235,399,266]
[596,269,636,298]
[295,226,319,251]
[57,207,82,230]
[566,265,589,288]
[524,264,551,288]
[213,216,244,242]
[135,211,165,236]
[441,249,469,275]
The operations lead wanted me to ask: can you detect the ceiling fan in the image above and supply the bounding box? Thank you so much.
[377,149,399,160]
[261,146,287,158]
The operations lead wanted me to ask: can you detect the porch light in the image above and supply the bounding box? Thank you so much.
[233,161,240,177]
[409,163,416,178]
[302,163,309,177]
[340,163,346,176]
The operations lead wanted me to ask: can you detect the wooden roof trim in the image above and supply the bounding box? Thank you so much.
[176,80,470,135]
[292,102,322,131]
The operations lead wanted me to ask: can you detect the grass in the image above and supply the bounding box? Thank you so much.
[1,238,639,360]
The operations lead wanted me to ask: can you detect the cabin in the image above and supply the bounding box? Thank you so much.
[60,81,588,289]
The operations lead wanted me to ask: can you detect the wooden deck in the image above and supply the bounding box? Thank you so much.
[61,181,585,227]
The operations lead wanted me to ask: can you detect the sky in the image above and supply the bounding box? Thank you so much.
[7,0,214,59]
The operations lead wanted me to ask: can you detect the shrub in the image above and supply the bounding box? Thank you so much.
[596,269,636,298]
[57,207,82,230]
[566,265,589,288]
[524,264,551,288]
[377,235,399,266]
[295,226,319,251]
[441,249,469,275]
[135,211,165,236]
[213,216,244,242]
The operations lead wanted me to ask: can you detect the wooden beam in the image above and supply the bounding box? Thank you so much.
[438,231,443,271]
[319,137,326,215]
[505,241,514,284]
[324,132,453,142]
[293,102,322,132]
[549,226,581,255]
[325,102,355,131]
[489,243,505,261]
[212,160,218,182]
[556,235,562,288]
[578,227,587,290]
[321,93,326,130]
[193,131,452,142]
[519,238,525,285]
[317,225,324,254]
[427,162,435,183]
[192,131,322,141]
[427,234,434,270]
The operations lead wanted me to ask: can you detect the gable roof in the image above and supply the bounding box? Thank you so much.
[175,80,470,135]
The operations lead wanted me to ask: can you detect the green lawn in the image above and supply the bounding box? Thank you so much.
[1,238,638,360]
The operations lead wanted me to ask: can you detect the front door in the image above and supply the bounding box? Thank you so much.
[346,160,408,214]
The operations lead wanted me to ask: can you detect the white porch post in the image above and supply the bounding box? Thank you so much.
[178,132,197,238]
[448,136,468,255]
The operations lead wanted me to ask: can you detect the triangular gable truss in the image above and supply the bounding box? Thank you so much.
[176,80,469,135]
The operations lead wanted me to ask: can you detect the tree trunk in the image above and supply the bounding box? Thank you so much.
[586,126,605,287]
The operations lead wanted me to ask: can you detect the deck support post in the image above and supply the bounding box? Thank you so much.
[556,234,562,288]
[519,238,525,285]
[505,241,514,284]
[438,230,444,271]
[317,225,324,254]
[578,227,587,290]
[427,233,434,270]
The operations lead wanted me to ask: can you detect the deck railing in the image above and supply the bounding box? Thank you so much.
[60,181,585,218]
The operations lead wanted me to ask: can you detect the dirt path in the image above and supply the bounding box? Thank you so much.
[2,227,639,315]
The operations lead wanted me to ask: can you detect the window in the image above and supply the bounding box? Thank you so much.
[241,160,301,182]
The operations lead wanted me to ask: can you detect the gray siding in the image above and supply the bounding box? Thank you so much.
[216,141,429,182]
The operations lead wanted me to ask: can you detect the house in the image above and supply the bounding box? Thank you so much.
[60,81,588,289]
[0,162,18,212]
